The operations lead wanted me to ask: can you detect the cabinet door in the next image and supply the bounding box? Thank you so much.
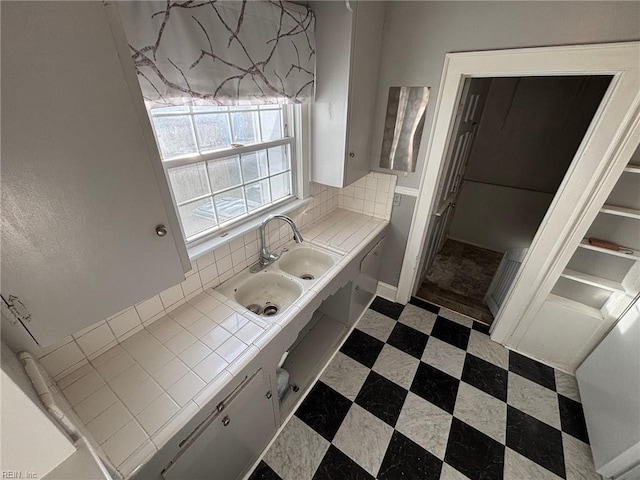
[344,1,385,186]
[1,2,188,346]
[351,238,386,321]
[162,370,275,480]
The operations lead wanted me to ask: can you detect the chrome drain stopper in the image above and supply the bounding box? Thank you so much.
[246,304,263,315]
[299,273,315,280]
[263,303,279,316]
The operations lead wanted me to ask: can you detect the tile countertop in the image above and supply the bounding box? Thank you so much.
[52,208,388,478]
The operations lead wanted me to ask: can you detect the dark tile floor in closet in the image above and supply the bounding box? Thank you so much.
[417,239,503,325]
[248,297,598,480]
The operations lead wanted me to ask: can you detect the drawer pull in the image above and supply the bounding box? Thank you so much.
[222,416,230,427]
[266,391,272,399]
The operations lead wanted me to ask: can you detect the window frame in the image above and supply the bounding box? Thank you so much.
[149,104,303,246]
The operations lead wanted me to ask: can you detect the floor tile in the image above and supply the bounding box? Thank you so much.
[312,445,373,480]
[558,394,589,444]
[378,430,443,480]
[509,351,556,391]
[438,308,474,328]
[372,344,420,389]
[562,432,600,480]
[410,362,460,414]
[421,336,466,379]
[409,296,441,314]
[472,322,491,335]
[454,382,506,444]
[295,381,352,442]
[507,372,561,429]
[506,405,565,478]
[440,463,472,479]
[248,461,282,480]
[355,309,397,342]
[332,404,394,477]
[386,322,429,359]
[466,329,508,370]
[503,448,562,480]
[264,416,329,480]
[395,392,452,460]
[430,316,471,350]
[554,370,581,403]
[461,354,507,402]
[339,329,384,368]
[319,351,370,401]
[444,418,505,480]
[370,296,404,320]
[397,304,437,335]
[355,371,407,427]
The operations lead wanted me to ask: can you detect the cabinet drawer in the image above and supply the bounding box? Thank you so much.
[162,369,275,480]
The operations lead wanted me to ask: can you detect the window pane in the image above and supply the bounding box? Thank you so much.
[194,114,232,151]
[192,105,227,112]
[241,151,268,182]
[214,188,247,223]
[167,163,210,204]
[245,179,270,211]
[267,146,289,174]
[259,110,282,141]
[208,156,242,192]
[270,172,291,201]
[152,116,197,158]
[179,197,217,238]
[231,111,259,144]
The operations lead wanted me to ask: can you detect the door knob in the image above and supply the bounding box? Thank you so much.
[155,225,167,237]
[348,152,355,158]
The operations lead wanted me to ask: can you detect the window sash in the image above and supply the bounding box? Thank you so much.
[150,105,297,244]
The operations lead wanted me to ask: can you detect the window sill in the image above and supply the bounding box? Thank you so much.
[187,197,313,261]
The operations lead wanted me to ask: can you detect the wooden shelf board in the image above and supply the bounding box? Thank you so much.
[578,239,640,261]
[600,204,640,219]
[623,165,640,174]
[560,269,625,293]
[547,293,604,320]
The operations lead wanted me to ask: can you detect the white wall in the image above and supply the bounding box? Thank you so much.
[449,182,554,252]
[368,1,640,282]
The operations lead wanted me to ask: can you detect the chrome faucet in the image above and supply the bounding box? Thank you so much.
[250,214,303,272]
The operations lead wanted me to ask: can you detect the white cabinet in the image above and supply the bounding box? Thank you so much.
[351,238,386,322]
[161,370,275,480]
[311,0,385,187]
[1,2,189,347]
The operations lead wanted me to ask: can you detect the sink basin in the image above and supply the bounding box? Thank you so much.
[277,246,336,280]
[234,272,303,317]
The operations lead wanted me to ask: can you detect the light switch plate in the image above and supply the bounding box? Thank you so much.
[393,193,401,206]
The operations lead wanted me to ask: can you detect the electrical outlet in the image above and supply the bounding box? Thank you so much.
[393,193,401,206]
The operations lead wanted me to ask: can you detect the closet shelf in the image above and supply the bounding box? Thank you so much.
[599,204,640,219]
[560,269,625,293]
[578,239,640,261]
[547,293,604,320]
[623,165,640,174]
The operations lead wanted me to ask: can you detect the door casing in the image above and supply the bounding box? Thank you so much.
[394,42,640,347]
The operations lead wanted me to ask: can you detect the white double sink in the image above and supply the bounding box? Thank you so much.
[216,243,342,321]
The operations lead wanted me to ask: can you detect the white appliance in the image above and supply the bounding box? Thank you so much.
[576,297,640,480]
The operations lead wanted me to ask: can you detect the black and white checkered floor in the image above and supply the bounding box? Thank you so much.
[248,297,598,480]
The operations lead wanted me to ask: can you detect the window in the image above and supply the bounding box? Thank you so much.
[149,104,296,243]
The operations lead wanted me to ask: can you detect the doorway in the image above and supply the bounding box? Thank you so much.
[415,75,612,325]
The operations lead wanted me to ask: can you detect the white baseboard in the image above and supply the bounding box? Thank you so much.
[376,282,398,303]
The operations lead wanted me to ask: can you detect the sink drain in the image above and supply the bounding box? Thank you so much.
[263,303,280,316]
[299,273,315,280]
[246,303,263,315]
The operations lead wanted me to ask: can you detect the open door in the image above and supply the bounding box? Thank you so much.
[420,78,491,280]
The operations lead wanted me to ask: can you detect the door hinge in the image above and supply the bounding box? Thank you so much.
[1,294,31,325]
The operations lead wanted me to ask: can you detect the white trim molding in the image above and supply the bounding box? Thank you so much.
[395,42,640,350]
[394,185,420,197]
[376,281,398,303]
